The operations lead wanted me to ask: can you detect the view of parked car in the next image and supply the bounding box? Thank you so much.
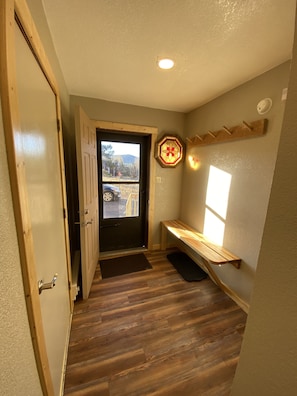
[103,184,121,202]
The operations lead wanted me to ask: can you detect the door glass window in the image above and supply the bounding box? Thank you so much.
[101,141,140,219]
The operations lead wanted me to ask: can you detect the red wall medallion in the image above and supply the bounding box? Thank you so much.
[155,135,185,168]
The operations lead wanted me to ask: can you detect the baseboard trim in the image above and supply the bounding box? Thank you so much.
[152,242,176,251]
[221,282,249,313]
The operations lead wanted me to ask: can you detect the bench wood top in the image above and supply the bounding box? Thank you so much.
[161,220,241,268]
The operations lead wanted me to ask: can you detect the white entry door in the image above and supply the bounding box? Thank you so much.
[14,21,71,395]
[75,106,99,299]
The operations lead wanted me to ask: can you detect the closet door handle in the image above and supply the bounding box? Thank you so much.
[38,273,58,294]
[75,220,93,226]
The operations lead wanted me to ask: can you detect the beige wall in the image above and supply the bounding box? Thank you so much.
[70,95,185,246]
[231,12,297,395]
[182,62,290,304]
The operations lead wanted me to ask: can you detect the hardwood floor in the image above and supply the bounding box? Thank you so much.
[64,249,247,396]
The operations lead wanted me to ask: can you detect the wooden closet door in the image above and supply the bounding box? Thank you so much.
[15,20,71,395]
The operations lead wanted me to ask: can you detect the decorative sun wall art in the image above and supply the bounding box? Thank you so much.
[155,134,185,168]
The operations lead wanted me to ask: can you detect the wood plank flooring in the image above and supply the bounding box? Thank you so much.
[64,249,247,396]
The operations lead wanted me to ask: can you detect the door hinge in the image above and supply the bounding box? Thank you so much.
[57,118,61,132]
[63,208,67,219]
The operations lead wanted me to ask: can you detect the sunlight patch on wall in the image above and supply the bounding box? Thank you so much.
[203,165,232,245]
[204,208,226,246]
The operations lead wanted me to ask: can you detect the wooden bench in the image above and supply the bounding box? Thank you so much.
[161,220,247,311]
[161,220,241,269]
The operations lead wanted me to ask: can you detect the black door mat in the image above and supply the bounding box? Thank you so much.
[167,252,208,282]
[100,253,152,279]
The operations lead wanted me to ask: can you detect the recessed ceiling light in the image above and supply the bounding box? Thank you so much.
[158,58,175,70]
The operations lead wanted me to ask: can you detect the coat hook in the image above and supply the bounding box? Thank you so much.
[223,126,232,135]
[208,130,216,138]
[242,121,253,131]
[195,134,203,141]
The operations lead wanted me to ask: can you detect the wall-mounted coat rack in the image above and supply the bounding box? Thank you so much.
[186,118,268,147]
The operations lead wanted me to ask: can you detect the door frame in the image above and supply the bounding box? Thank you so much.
[95,120,158,252]
[75,106,99,299]
[0,1,72,394]
[98,131,150,252]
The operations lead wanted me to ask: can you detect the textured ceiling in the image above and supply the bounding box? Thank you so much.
[42,0,296,112]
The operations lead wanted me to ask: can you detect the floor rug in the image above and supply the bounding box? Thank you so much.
[167,251,208,282]
[100,253,152,279]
